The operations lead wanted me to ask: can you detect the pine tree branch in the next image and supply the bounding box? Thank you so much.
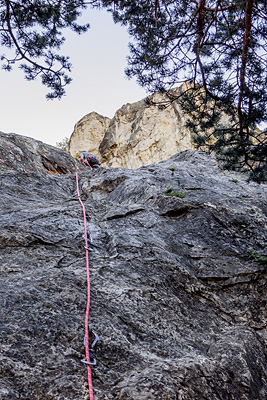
[237,0,255,139]
[4,1,61,75]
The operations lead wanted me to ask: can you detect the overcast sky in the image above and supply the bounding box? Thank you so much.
[0,8,147,146]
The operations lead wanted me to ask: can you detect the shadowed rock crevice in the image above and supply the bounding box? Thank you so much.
[0,136,266,400]
[40,155,71,174]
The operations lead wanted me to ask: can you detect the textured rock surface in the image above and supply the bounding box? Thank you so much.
[68,86,195,168]
[0,134,266,400]
[0,131,85,174]
[69,85,231,169]
[68,112,111,159]
[99,87,194,168]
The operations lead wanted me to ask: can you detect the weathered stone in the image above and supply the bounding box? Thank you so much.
[68,86,196,168]
[0,134,266,400]
[68,85,232,169]
[0,131,85,174]
[68,112,111,159]
[99,86,195,168]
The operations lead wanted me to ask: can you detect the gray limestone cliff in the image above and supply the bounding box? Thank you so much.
[0,131,85,174]
[0,132,266,400]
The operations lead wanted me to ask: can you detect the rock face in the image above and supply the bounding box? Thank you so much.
[68,112,111,159]
[0,133,267,400]
[99,87,194,168]
[0,131,85,174]
[68,86,195,168]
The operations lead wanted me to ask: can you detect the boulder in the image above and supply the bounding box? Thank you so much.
[0,133,266,400]
[68,112,111,159]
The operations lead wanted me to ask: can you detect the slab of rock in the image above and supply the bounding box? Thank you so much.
[0,135,266,399]
[0,131,85,174]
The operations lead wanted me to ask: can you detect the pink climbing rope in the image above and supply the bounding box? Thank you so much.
[75,172,94,400]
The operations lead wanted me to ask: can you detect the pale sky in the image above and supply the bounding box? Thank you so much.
[0,8,147,146]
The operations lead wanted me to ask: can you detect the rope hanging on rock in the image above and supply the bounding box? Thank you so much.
[75,172,94,400]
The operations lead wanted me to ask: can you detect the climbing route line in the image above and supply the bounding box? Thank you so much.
[75,172,94,400]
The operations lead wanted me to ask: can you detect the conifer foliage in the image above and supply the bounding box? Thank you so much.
[0,0,90,99]
[100,0,267,181]
[1,1,266,180]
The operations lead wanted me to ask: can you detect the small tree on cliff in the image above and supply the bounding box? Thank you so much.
[100,0,267,181]
[56,137,69,152]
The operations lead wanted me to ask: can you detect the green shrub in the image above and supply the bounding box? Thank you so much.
[165,186,186,198]
[165,192,187,198]
[165,186,174,194]
[247,250,267,264]
[56,137,70,152]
